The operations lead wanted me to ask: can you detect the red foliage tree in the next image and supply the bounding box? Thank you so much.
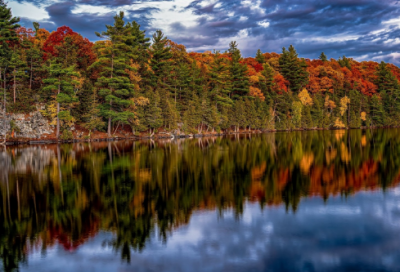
[43,26,96,70]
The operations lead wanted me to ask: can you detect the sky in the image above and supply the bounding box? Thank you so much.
[8,0,400,65]
[21,190,400,272]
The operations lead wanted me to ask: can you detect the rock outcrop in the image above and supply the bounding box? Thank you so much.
[0,111,53,139]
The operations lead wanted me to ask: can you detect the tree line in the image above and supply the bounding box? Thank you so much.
[1,2,400,140]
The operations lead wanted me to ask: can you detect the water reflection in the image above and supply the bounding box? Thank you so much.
[1,129,400,271]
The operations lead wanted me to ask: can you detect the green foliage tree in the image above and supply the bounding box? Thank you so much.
[319,52,327,62]
[208,51,232,110]
[255,49,265,64]
[42,60,79,138]
[0,0,20,143]
[91,11,136,136]
[228,41,249,99]
[149,30,172,88]
[279,45,309,92]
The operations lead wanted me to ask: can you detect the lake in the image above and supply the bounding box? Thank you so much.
[1,129,400,272]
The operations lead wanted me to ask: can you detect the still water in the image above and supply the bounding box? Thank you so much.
[1,129,400,272]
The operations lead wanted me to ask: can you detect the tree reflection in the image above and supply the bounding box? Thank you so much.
[1,129,400,270]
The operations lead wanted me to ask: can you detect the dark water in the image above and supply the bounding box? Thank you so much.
[1,129,400,272]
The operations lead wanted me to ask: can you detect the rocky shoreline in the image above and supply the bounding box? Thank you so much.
[1,110,394,146]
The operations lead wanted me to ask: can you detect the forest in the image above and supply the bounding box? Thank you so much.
[1,1,400,141]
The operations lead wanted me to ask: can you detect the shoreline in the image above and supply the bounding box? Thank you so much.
[3,126,395,146]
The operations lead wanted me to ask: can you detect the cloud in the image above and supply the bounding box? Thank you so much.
[20,189,400,272]
[12,0,400,65]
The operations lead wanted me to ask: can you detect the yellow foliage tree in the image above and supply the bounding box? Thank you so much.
[298,88,313,106]
[324,95,336,113]
[129,97,150,129]
[339,96,350,116]
[249,75,260,85]
[361,111,367,121]
[249,86,265,101]
[334,118,346,128]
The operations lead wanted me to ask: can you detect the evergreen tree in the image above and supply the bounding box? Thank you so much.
[349,110,361,128]
[91,11,136,136]
[160,90,179,130]
[338,56,351,70]
[175,62,191,111]
[9,46,28,104]
[82,90,105,137]
[255,49,265,64]
[183,94,201,133]
[0,0,20,143]
[149,30,172,88]
[279,45,309,92]
[369,94,385,127]
[301,106,313,129]
[125,21,151,89]
[26,36,43,91]
[143,90,162,135]
[311,93,324,128]
[319,52,327,62]
[228,41,249,99]
[260,63,275,100]
[76,79,95,122]
[42,60,79,138]
[244,98,257,131]
[208,51,232,110]
[375,61,400,124]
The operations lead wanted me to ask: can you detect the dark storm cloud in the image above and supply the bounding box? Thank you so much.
[18,0,158,40]
[16,0,400,64]
[21,190,400,272]
[176,0,400,64]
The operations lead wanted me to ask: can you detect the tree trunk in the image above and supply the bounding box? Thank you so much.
[108,53,114,137]
[13,68,16,104]
[347,102,350,127]
[2,68,6,145]
[30,57,33,90]
[56,83,60,139]
[108,100,112,137]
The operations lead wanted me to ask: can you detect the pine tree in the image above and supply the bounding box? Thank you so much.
[42,60,79,138]
[338,56,351,70]
[208,51,232,110]
[244,98,257,131]
[160,90,179,130]
[125,21,151,89]
[369,94,385,127]
[228,41,249,99]
[26,35,43,91]
[375,61,400,124]
[76,79,95,122]
[82,90,105,137]
[9,46,28,104]
[0,0,20,143]
[183,94,201,133]
[319,52,327,62]
[260,63,275,100]
[311,93,324,128]
[301,106,313,129]
[175,62,191,112]
[255,49,265,64]
[143,90,162,135]
[349,110,361,128]
[91,11,136,136]
[149,30,172,88]
[279,45,309,92]
[292,101,302,128]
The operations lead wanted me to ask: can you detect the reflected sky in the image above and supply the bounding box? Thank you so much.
[2,129,400,272]
[20,188,400,272]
